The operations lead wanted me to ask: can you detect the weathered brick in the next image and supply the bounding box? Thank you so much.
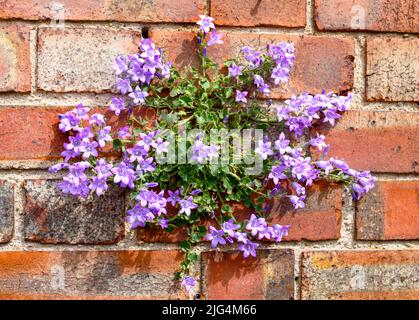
[312,110,419,173]
[139,181,342,243]
[0,180,14,243]
[151,29,355,98]
[0,250,186,299]
[315,0,419,33]
[301,250,419,300]
[268,181,342,241]
[0,23,31,92]
[0,0,204,23]
[37,27,141,92]
[356,180,419,240]
[24,180,125,244]
[367,37,419,102]
[202,250,294,300]
[210,0,306,27]
[0,106,153,161]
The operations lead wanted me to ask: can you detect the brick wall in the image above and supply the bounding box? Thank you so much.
[0,0,418,300]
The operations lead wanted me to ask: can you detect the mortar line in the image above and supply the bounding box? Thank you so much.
[305,0,315,35]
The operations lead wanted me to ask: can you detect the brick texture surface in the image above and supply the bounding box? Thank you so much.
[202,250,294,300]
[302,250,419,300]
[37,27,141,93]
[150,29,355,98]
[0,250,186,299]
[0,23,31,92]
[0,0,205,23]
[356,180,419,240]
[210,0,306,27]
[312,110,419,173]
[24,180,125,244]
[315,0,419,33]
[0,180,14,243]
[139,181,342,243]
[367,37,419,102]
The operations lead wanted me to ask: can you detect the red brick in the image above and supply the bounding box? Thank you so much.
[315,0,419,33]
[150,29,355,99]
[0,180,14,243]
[0,23,31,92]
[202,250,294,300]
[37,27,141,92]
[210,0,306,27]
[301,250,419,300]
[139,181,342,243]
[367,37,419,102]
[268,181,342,241]
[312,110,419,173]
[0,0,204,23]
[24,179,125,244]
[0,106,154,160]
[0,250,186,299]
[356,180,419,240]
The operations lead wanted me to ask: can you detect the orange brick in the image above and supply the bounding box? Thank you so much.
[150,29,355,99]
[210,0,306,27]
[313,110,419,173]
[367,37,419,102]
[202,250,294,300]
[301,250,419,300]
[356,180,419,240]
[0,0,204,23]
[0,23,31,92]
[315,0,419,33]
[0,250,186,299]
[37,27,141,93]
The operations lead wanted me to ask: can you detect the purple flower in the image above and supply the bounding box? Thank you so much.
[110,97,126,116]
[154,137,169,154]
[117,78,132,95]
[136,157,155,175]
[127,143,149,162]
[316,160,334,175]
[245,214,267,237]
[292,182,306,196]
[289,195,305,209]
[94,159,113,179]
[129,86,149,105]
[97,126,112,148]
[167,189,181,206]
[117,126,131,139]
[235,90,248,103]
[322,107,341,126]
[255,140,274,160]
[197,15,215,33]
[113,55,129,75]
[291,157,313,180]
[89,176,109,196]
[238,239,259,258]
[179,196,198,216]
[190,189,202,196]
[228,63,243,77]
[181,276,196,293]
[310,133,327,151]
[269,165,287,185]
[274,133,292,155]
[205,226,227,248]
[221,219,239,237]
[271,224,290,242]
[80,141,99,159]
[207,30,223,47]
[234,232,248,243]
[190,139,220,164]
[112,162,135,189]
[58,111,81,132]
[158,218,169,229]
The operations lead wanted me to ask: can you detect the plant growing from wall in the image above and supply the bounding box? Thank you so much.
[50,16,375,293]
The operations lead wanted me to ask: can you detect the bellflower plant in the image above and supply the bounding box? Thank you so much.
[50,16,375,294]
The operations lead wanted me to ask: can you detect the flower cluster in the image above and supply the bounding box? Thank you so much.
[51,16,375,294]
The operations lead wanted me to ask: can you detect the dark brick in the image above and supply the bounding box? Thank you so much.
[0,180,14,243]
[24,180,125,244]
